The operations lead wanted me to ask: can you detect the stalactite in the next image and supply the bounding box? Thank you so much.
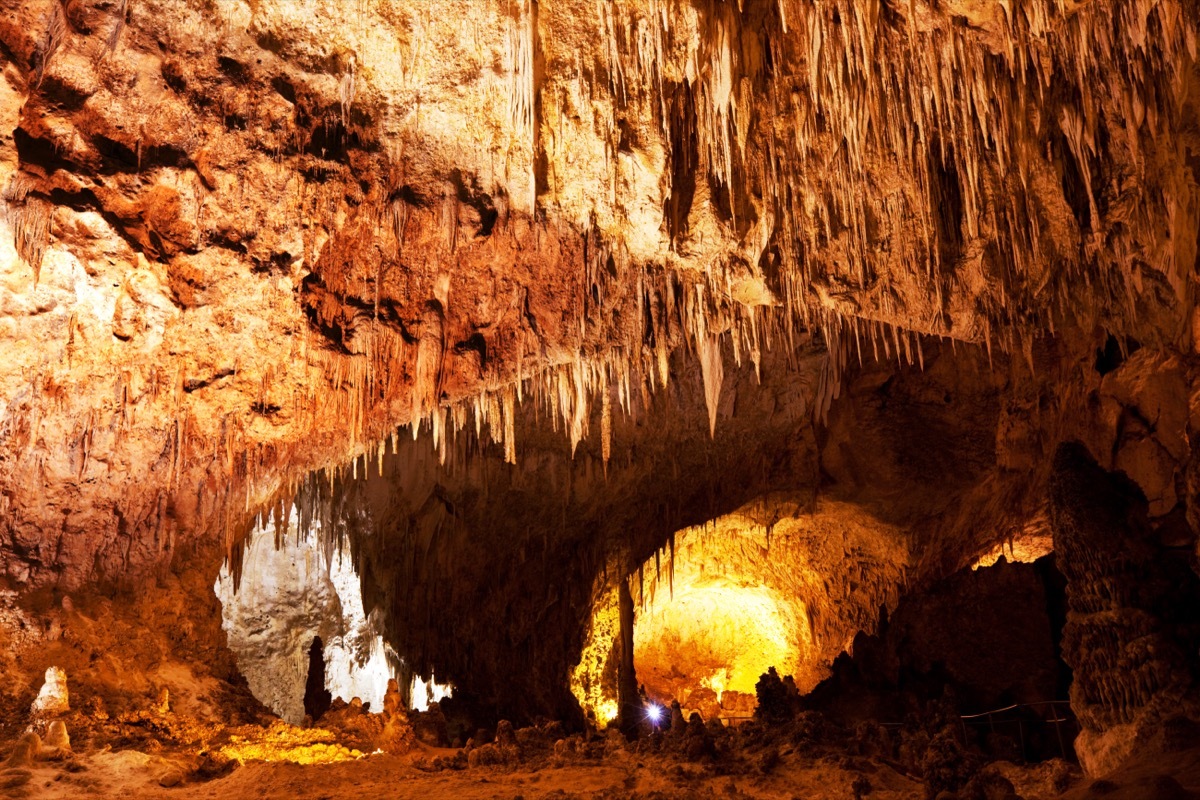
[697,333,723,438]
[412,302,445,431]
[601,384,612,471]
[190,0,1199,619]
[502,387,516,465]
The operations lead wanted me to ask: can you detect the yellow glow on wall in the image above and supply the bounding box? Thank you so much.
[218,722,366,765]
[570,497,910,727]
[634,579,803,710]
[569,585,621,727]
[972,532,1053,569]
[701,669,728,702]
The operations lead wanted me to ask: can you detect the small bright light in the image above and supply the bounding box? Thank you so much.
[646,703,663,724]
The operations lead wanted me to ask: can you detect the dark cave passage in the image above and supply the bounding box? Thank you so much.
[304,637,333,723]
[10,331,1200,800]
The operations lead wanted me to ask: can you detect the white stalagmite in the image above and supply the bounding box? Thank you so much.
[30,667,69,717]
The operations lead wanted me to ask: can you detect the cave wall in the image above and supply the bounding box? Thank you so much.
[0,537,263,742]
[214,515,399,724]
[805,555,1067,725]
[0,0,1196,595]
[1049,442,1200,775]
[0,0,1197,763]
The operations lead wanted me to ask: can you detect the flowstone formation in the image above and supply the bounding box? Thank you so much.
[213,515,402,725]
[1049,442,1200,775]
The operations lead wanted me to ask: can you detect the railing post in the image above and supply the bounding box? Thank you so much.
[1053,703,1067,759]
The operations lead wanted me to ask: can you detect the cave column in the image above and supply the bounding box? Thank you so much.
[1048,443,1200,775]
[616,576,640,734]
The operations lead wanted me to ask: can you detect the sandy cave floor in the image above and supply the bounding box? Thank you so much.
[4,711,1200,800]
[0,743,934,800]
[2,736,1123,800]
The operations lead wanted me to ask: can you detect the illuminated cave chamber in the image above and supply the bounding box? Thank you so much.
[635,575,800,720]
[214,509,450,724]
[236,343,833,727]
[570,478,1088,764]
[972,513,1055,570]
[573,498,911,724]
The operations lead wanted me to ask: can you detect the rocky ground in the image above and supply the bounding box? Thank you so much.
[0,707,1035,800]
[2,663,1192,800]
[3,704,1195,800]
[2,587,1198,800]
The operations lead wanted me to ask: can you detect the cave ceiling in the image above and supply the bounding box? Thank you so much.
[0,0,1196,617]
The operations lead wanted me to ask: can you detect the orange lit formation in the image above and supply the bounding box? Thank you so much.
[1,0,1199,797]
[218,722,367,766]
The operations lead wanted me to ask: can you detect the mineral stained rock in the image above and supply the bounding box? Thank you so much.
[0,0,1196,591]
[29,667,68,718]
[1049,443,1200,775]
[0,0,1197,783]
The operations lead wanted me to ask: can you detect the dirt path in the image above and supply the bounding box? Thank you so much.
[4,747,924,800]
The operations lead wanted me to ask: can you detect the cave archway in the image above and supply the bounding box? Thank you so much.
[267,345,828,725]
[213,513,449,724]
[571,498,911,724]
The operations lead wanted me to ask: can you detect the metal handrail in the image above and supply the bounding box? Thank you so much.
[960,699,1071,720]
[954,700,1077,761]
[836,700,1077,761]
[710,700,1078,760]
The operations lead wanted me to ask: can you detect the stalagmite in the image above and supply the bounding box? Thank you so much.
[30,667,69,717]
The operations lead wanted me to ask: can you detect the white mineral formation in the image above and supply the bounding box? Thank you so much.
[43,720,71,758]
[30,666,69,717]
[215,510,399,723]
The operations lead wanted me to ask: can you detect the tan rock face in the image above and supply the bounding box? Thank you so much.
[1050,443,1200,775]
[0,0,1195,591]
[0,0,1198,761]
